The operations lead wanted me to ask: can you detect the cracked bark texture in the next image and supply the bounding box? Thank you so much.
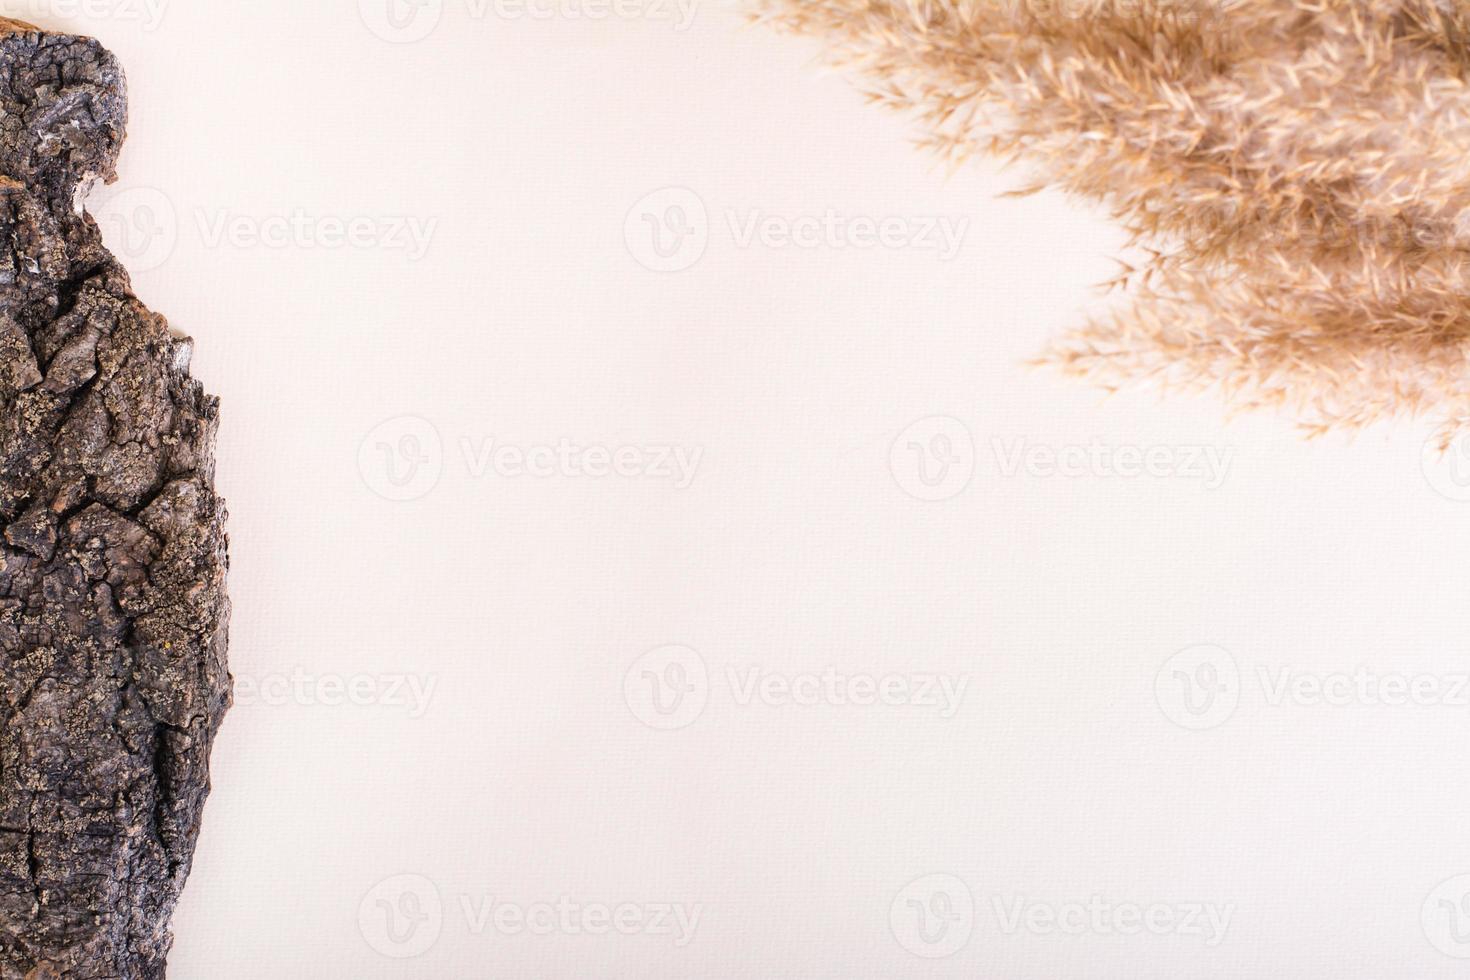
[0,18,230,980]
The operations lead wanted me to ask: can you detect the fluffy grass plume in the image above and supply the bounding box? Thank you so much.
[751,0,1470,445]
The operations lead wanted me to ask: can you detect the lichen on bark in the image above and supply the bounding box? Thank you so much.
[0,17,230,980]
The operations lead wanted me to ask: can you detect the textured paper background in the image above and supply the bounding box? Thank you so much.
[16,0,1470,975]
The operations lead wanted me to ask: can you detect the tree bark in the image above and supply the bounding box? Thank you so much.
[0,18,231,979]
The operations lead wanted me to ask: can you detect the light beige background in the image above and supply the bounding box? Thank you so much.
[10,0,1470,976]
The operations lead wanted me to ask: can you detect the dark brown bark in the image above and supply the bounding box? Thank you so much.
[0,18,230,979]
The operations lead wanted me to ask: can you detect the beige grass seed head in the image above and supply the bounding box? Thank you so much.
[753,0,1470,447]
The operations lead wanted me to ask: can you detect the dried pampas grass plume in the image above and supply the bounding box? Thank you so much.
[750,0,1470,446]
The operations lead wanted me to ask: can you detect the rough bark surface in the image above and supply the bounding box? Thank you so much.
[0,18,230,980]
